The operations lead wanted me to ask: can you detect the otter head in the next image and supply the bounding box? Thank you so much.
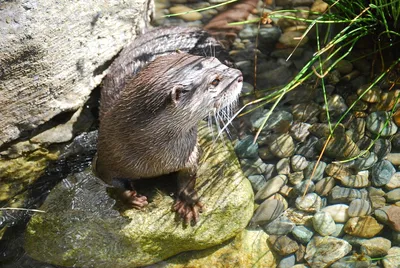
[120,53,242,131]
[166,53,243,122]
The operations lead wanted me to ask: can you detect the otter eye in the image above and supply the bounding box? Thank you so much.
[211,78,220,86]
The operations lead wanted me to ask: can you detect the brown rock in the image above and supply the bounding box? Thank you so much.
[387,205,400,231]
[268,235,299,256]
[325,163,354,180]
[344,216,383,238]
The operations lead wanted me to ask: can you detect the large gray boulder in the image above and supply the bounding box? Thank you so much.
[0,0,153,147]
[24,124,254,267]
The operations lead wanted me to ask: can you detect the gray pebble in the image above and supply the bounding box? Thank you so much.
[324,94,348,114]
[329,186,368,204]
[268,134,295,158]
[332,223,345,237]
[304,160,327,182]
[296,136,319,158]
[295,193,322,212]
[371,160,396,187]
[360,237,391,257]
[373,138,392,159]
[247,175,266,193]
[291,155,309,172]
[259,26,282,44]
[268,235,299,256]
[278,254,295,268]
[294,180,315,195]
[348,199,371,217]
[315,177,335,196]
[288,171,304,185]
[305,236,352,267]
[386,172,400,190]
[234,135,259,159]
[276,158,291,175]
[292,225,313,244]
[354,152,378,171]
[339,171,370,188]
[263,216,296,235]
[251,199,285,226]
[292,102,321,122]
[255,175,288,202]
[366,111,398,137]
[313,211,336,236]
[240,157,268,177]
[386,188,400,203]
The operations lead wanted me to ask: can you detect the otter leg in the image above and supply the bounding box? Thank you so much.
[113,179,148,209]
[173,168,203,224]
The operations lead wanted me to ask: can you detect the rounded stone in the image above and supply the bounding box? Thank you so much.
[277,158,291,175]
[291,155,309,172]
[251,109,293,132]
[356,84,381,103]
[268,134,295,158]
[329,186,368,204]
[295,193,322,212]
[313,211,336,236]
[279,31,308,47]
[255,175,288,202]
[371,89,400,111]
[325,162,353,180]
[366,111,398,137]
[387,205,400,231]
[169,5,203,21]
[344,216,384,238]
[382,246,400,268]
[268,235,299,256]
[339,171,370,188]
[251,199,285,226]
[303,161,327,182]
[371,160,396,187]
[315,177,335,196]
[278,254,295,268]
[373,138,392,159]
[322,204,349,223]
[288,171,304,185]
[263,216,296,235]
[324,94,348,113]
[386,188,400,203]
[354,152,378,171]
[292,225,313,244]
[348,199,371,217]
[234,135,259,159]
[292,102,321,122]
[335,59,353,74]
[360,237,391,257]
[387,172,400,190]
[305,237,352,267]
[289,122,311,142]
[248,175,267,193]
[293,180,315,195]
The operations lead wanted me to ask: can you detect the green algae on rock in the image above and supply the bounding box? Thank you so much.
[163,228,278,268]
[24,124,254,267]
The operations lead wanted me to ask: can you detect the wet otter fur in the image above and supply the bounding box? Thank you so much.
[95,27,243,224]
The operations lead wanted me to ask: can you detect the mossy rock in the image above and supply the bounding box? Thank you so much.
[24,124,254,267]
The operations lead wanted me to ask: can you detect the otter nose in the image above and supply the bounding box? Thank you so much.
[237,75,243,83]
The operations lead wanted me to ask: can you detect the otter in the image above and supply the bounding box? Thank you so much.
[95,27,243,224]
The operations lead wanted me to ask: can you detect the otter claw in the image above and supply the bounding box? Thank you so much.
[173,200,203,224]
[121,190,148,209]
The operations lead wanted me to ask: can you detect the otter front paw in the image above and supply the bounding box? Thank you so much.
[173,199,203,224]
[121,190,148,209]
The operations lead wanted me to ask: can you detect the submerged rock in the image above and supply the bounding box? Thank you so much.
[24,125,254,267]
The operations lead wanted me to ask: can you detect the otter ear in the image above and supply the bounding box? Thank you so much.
[171,84,184,105]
